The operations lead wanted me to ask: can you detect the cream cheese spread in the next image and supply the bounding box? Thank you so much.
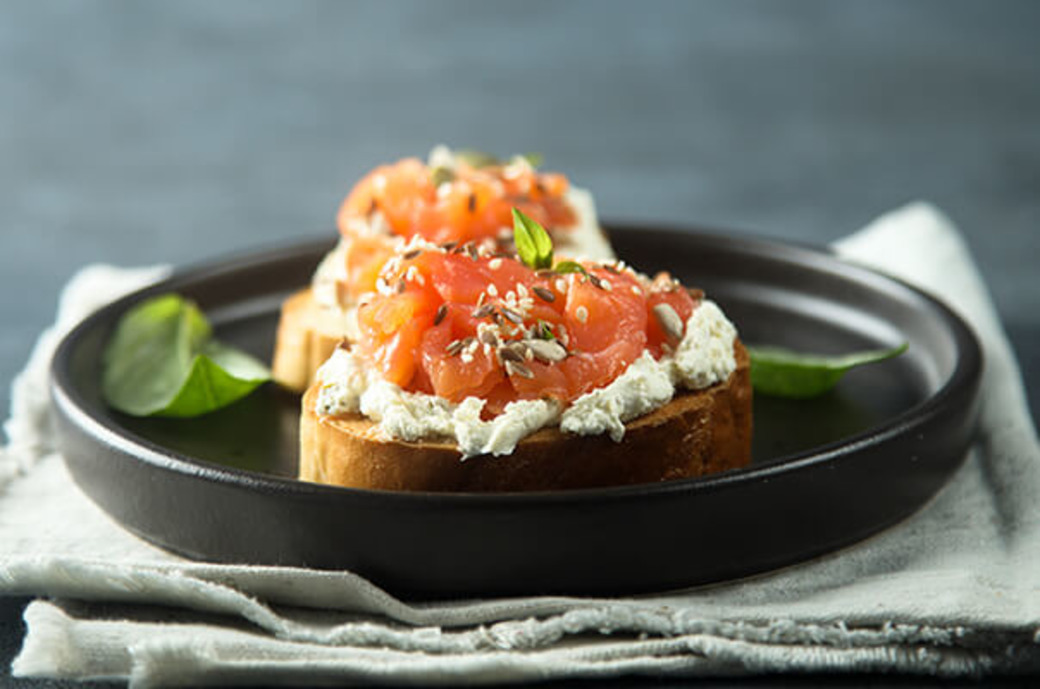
[311,241,348,312]
[557,186,615,261]
[314,300,737,458]
[559,300,737,440]
[559,351,673,442]
[314,347,559,457]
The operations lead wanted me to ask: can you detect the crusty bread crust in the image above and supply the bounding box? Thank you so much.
[272,288,345,393]
[299,342,752,492]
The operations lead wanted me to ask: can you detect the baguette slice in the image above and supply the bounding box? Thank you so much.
[299,342,751,492]
[272,288,349,393]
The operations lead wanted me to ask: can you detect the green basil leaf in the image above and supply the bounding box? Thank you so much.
[529,220,553,267]
[552,260,588,277]
[102,294,270,417]
[513,214,537,267]
[430,165,455,187]
[521,152,544,168]
[748,342,908,399]
[455,149,500,168]
[512,208,554,270]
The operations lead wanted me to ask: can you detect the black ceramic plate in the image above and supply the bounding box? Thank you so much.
[51,226,981,599]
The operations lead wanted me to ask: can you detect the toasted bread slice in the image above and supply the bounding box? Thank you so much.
[298,342,751,492]
[272,288,352,392]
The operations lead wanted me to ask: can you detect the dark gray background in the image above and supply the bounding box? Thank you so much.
[2,1,1038,686]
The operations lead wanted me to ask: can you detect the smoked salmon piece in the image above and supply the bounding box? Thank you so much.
[339,156,576,244]
[335,153,582,307]
[356,246,698,415]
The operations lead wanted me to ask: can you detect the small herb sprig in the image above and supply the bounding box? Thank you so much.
[512,208,555,270]
[551,260,589,278]
[536,319,557,340]
[511,208,592,283]
[456,150,543,169]
[455,149,501,168]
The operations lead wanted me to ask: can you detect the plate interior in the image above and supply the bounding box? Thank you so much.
[52,226,980,597]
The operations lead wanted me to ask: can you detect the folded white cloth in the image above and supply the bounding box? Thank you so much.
[3,203,1038,687]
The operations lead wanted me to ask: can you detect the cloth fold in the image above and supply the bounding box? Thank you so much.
[3,202,1039,686]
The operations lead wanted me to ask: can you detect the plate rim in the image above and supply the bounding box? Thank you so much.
[49,223,983,506]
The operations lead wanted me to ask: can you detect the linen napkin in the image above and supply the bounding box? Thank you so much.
[3,202,1039,686]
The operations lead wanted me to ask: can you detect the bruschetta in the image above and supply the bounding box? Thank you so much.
[299,239,752,492]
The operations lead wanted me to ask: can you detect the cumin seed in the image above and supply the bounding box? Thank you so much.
[433,304,448,326]
[532,285,556,303]
[499,346,525,363]
[500,307,525,324]
[505,359,535,379]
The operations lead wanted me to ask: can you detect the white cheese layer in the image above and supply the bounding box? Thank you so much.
[315,300,737,458]
[309,242,361,341]
[559,300,738,440]
[559,351,674,442]
[315,349,559,457]
[673,300,740,389]
[311,241,348,312]
[558,186,615,261]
